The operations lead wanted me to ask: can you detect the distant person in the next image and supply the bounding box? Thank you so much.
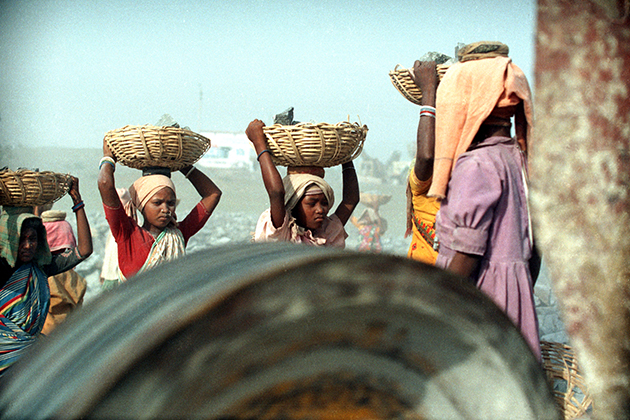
[405,60,441,265]
[99,188,130,290]
[0,176,92,373]
[351,193,389,253]
[430,41,540,358]
[246,119,359,247]
[98,136,222,281]
[39,207,88,335]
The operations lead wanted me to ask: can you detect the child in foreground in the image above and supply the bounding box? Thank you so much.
[246,119,359,247]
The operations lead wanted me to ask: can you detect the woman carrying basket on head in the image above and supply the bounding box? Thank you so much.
[431,42,541,359]
[0,176,92,374]
[98,136,222,282]
[246,119,359,248]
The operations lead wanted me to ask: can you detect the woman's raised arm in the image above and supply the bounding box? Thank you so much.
[68,176,93,259]
[179,166,222,215]
[334,161,360,226]
[246,119,286,228]
[97,137,121,209]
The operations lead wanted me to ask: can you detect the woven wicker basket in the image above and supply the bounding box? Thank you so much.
[541,341,593,420]
[389,64,450,105]
[262,121,368,168]
[360,193,391,208]
[0,169,71,207]
[105,125,211,171]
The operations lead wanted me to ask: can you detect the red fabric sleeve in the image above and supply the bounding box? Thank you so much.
[178,202,212,245]
[103,204,153,279]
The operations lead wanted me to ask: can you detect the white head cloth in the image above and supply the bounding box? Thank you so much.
[282,174,334,212]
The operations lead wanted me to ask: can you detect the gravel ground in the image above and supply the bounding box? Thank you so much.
[73,207,567,343]
[7,147,568,343]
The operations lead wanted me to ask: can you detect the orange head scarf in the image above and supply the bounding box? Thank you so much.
[125,175,176,224]
[428,55,533,199]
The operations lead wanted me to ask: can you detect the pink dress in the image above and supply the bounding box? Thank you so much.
[254,210,347,248]
[435,136,540,359]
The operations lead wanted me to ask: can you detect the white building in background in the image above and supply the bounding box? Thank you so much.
[197,131,256,171]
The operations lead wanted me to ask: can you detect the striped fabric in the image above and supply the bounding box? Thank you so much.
[139,227,185,274]
[118,227,185,283]
[0,263,50,374]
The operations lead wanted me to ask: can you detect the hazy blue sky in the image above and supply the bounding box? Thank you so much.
[1,0,536,160]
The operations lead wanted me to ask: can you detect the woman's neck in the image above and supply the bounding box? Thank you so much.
[143,222,165,238]
[472,125,511,144]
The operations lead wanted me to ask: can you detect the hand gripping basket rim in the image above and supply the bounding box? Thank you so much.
[0,169,72,207]
[389,64,450,105]
[262,121,368,168]
[105,125,211,171]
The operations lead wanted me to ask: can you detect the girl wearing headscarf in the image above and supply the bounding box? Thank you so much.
[246,119,359,247]
[430,42,541,359]
[98,137,222,281]
[0,176,92,373]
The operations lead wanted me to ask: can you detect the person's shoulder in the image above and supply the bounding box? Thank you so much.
[456,147,488,166]
[103,202,125,215]
[453,147,505,179]
[324,214,345,230]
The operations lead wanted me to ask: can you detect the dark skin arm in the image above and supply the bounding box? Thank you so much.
[334,161,359,226]
[178,166,222,214]
[446,251,481,282]
[410,60,438,181]
[98,138,121,209]
[246,119,286,229]
[68,176,93,259]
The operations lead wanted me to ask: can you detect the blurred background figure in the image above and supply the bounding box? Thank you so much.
[351,193,390,253]
[39,207,88,335]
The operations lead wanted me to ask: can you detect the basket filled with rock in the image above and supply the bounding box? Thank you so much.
[104,122,211,172]
[0,168,71,207]
[262,121,368,168]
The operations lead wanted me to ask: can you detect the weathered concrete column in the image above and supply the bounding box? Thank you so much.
[532,0,630,417]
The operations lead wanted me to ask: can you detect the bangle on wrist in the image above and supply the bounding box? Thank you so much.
[419,105,436,119]
[99,156,116,172]
[257,149,271,161]
[72,201,85,213]
[342,165,355,172]
[183,166,196,178]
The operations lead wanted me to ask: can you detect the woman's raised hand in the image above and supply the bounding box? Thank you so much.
[102,136,116,161]
[245,119,267,150]
[68,176,82,204]
[411,60,438,92]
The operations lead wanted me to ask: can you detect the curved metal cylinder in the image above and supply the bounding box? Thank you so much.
[0,243,558,419]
